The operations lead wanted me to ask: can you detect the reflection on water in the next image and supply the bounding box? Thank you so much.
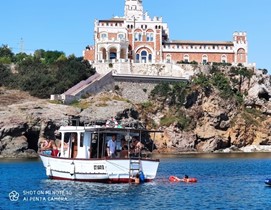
[2,153,271,209]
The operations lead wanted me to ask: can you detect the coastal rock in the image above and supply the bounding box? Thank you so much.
[0,135,38,158]
[79,92,133,123]
[196,137,229,153]
[161,126,196,152]
[240,145,271,152]
[0,90,138,158]
[0,87,80,158]
[2,68,271,158]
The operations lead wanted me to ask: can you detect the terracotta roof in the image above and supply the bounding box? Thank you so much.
[169,40,233,45]
[99,18,125,23]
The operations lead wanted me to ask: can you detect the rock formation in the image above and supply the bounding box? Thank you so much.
[1,67,271,158]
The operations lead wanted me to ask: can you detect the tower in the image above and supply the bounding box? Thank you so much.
[233,32,248,65]
[124,0,143,20]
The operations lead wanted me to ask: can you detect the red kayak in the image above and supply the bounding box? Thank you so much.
[169,176,197,183]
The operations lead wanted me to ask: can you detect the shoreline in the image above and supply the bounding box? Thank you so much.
[1,147,271,160]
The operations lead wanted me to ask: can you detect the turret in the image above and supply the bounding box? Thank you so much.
[233,32,248,65]
[124,0,143,20]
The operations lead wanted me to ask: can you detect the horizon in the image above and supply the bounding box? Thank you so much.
[1,0,270,71]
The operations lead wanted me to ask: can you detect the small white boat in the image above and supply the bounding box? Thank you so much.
[39,123,160,183]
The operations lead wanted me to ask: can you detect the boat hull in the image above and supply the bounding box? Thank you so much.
[39,154,159,183]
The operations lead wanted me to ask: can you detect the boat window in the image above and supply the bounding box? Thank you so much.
[69,132,78,158]
[95,133,106,158]
[80,133,84,147]
[90,134,98,158]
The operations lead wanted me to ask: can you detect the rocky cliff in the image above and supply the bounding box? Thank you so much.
[141,67,271,153]
[0,90,134,158]
[1,67,271,158]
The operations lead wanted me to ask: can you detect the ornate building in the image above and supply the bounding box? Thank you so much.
[84,0,248,66]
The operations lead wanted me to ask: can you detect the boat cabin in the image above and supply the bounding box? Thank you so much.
[56,126,157,159]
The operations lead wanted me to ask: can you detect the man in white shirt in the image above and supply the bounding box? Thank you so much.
[107,135,117,158]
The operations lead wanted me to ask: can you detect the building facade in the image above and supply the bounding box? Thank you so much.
[84,0,248,66]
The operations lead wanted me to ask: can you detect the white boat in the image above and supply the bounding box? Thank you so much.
[39,123,160,183]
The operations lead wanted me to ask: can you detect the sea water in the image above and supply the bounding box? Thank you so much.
[1,153,271,210]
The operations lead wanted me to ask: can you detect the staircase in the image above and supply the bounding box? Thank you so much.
[58,71,114,104]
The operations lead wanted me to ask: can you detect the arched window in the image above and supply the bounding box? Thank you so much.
[100,48,106,60]
[148,54,152,63]
[110,52,116,59]
[202,55,208,64]
[136,54,140,63]
[237,48,246,63]
[118,33,125,40]
[109,47,117,60]
[221,55,227,63]
[183,54,189,63]
[101,33,107,40]
[146,33,154,41]
[166,54,171,63]
[134,32,142,41]
[141,50,147,63]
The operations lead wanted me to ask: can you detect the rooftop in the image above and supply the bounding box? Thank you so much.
[168,40,234,45]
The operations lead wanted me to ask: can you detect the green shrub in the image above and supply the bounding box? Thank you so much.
[160,116,177,127]
[141,101,152,108]
[192,73,211,88]
[160,113,192,130]
[151,82,171,97]
[151,81,188,106]
[0,57,12,64]
[176,114,192,131]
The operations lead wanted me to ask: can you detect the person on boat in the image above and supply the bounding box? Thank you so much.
[134,173,140,184]
[40,138,54,155]
[91,134,98,158]
[121,138,127,150]
[58,140,69,157]
[133,138,144,157]
[120,145,128,158]
[107,134,117,158]
[51,141,59,156]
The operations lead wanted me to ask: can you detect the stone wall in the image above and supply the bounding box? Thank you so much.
[114,79,158,103]
[93,62,196,78]
[59,63,208,104]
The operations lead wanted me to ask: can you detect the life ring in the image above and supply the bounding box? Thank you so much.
[169,176,197,183]
[169,176,181,182]
[106,118,118,128]
[183,178,197,183]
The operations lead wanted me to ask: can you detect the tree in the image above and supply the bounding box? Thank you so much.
[0,47,96,98]
[0,44,14,58]
[13,52,31,63]
[230,67,253,92]
[151,81,189,106]
[0,44,14,64]
[0,64,12,86]
[34,49,65,64]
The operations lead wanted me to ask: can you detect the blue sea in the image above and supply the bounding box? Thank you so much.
[1,153,271,210]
